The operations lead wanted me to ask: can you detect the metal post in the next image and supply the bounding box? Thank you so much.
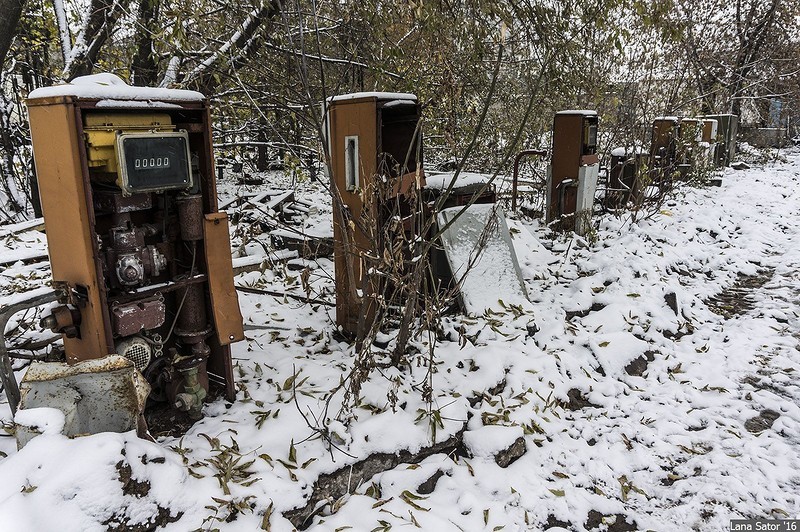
[0,289,58,415]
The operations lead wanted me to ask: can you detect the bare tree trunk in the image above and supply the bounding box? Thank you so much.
[0,0,26,67]
[183,0,282,94]
[131,0,159,86]
[62,0,131,80]
[0,1,26,216]
[729,0,781,116]
[52,0,72,63]
[0,77,26,215]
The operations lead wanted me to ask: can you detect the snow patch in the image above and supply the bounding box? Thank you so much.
[28,73,204,102]
[463,425,524,458]
[328,92,417,102]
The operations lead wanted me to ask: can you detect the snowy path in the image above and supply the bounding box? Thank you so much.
[510,154,800,530]
[0,152,798,531]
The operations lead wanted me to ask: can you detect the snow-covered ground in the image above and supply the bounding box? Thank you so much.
[1,152,799,531]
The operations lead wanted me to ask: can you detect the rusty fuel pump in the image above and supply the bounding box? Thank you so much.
[606,147,647,209]
[649,116,680,185]
[650,116,710,183]
[546,110,600,235]
[324,92,424,336]
[702,114,738,167]
[18,75,243,435]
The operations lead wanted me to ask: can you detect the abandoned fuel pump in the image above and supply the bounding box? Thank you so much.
[21,74,243,433]
[676,118,702,177]
[699,118,719,169]
[702,114,738,167]
[325,92,424,336]
[607,147,647,209]
[546,110,600,235]
[649,116,680,184]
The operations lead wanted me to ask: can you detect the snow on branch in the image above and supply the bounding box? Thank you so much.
[61,0,131,81]
[52,0,72,63]
[181,2,277,86]
[263,42,402,80]
[158,56,182,88]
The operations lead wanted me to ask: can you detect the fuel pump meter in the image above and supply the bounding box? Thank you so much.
[546,110,599,235]
[116,132,193,193]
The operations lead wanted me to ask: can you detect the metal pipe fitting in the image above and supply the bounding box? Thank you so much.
[173,362,206,420]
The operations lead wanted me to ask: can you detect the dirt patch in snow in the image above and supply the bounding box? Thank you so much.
[285,424,467,529]
[103,460,183,531]
[705,268,775,319]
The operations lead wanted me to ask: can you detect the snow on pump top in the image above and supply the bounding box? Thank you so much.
[28,73,205,103]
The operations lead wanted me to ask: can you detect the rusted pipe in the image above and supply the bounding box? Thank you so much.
[176,194,205,241]
[512,149,548,211]
[0,289,58,415]
[556,178,576,220]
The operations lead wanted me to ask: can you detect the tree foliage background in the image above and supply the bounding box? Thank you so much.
[0,0,798,219]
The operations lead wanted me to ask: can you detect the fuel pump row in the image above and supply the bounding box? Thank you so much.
[1,75,737,447]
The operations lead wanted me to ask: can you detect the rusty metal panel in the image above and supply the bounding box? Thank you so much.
[16,355,149,447]
[392,170,423,197]
[329,100,377,223]
[206,338,235,402]
[549,113,582,222]
[651,118,679,156]
[111,298,166,337]
[194,105,220,215]
[27,102,110,363]
[701,119,718,143]
[203,212,244,345]
[26,95,73,108]
[679,118,701,141]
[328,100,378,333]
[551,114,583,177]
